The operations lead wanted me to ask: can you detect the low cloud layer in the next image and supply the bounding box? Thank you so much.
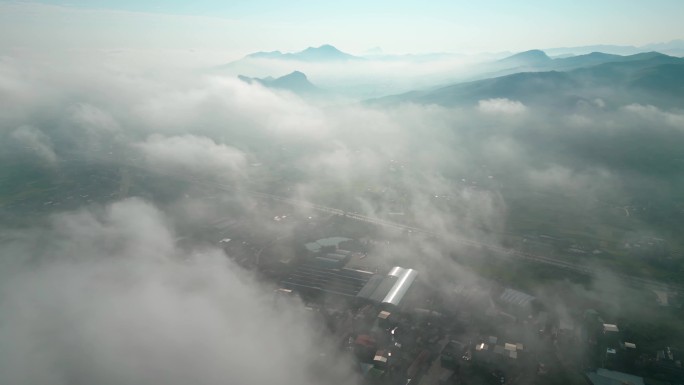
[2,55,683,251]
[1,53,684,383]
[478,98,528,115]
[0,199,356,385]
[10,125,58,164]
[135,134,247,179]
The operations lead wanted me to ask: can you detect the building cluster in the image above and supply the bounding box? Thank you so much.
[580,309,683,385]
[276,237,452,384]
[281,237,418,310]
[265,236,683,385]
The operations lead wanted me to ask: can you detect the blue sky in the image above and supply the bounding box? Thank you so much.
[1,0,683,57]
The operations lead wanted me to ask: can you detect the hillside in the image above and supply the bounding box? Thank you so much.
[372,54,684,109]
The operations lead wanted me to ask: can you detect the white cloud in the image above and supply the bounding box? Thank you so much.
[69,103,120,134]
[477,98,527,115]
[622,103,684,129]
[526,165,618,201]
[134,134,247,179]
[0,199,357,385]
[0,54,680,384]
[10,125,58,164]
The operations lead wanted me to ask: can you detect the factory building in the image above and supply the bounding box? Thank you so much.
[356,266,418,309]
[281,263,418,309]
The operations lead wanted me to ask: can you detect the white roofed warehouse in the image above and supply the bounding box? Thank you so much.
[356,266,418,309]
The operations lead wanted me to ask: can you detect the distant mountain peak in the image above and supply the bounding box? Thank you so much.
[586,52,614,57]
[271,71,313,87]
[242,45,361,62]
[246,50,283,59]
[500,49,552,63]
[632,51,668,58]
[237,70,320,95]
[304,44,339,52]
[295,44,359,61]
[284,70,307,78]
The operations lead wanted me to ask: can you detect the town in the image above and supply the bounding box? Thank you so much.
[213,200,683,385]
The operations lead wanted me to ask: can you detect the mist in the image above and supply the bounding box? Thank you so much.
[1,43,683,384]
[0,198,359,385]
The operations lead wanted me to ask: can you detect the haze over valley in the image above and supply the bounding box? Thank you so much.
[1,2,683,385]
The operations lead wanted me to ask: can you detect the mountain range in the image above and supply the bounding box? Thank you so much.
[244,44,362,62]
[233,41,684,65]
[224,43,684,107]
[542,39,684,57]
[372,53,684,109]
[481,50,684,78]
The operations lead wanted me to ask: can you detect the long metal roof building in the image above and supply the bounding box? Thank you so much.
[281,261,417,307]
[281,263,374,298]
[499,288,536,307]
[356,266,418,307]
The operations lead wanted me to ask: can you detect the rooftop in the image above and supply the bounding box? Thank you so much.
[499,288,536,307]
[304,237,352,253]
[585,368,644,385]
[356,266,417,307]
[281,264,373,297]
[603,323,620,333]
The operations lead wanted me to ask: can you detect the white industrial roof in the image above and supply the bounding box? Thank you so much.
[356,266,418,307]
[499,288,536,307]
[603,324,619,333]
[382,267,417,306]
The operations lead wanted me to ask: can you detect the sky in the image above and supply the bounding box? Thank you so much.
[1,0,683,63]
